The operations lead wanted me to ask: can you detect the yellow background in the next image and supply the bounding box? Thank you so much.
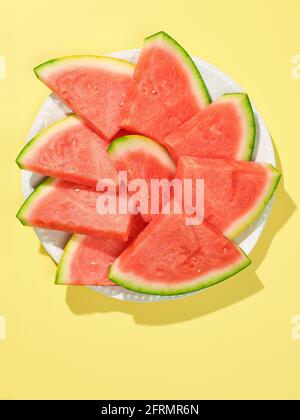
[0,0,299,400]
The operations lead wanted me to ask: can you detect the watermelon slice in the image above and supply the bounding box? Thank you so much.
[121,32,211,142]
[17,178,133,241]
[108,135,176,180]
[163,93,256,162]
[109,214,251,295]
[56,235,125,286]
[176,157,281,238]
[56,215,146,286]
[34,56,134,140]
[16,115,118,187]
[107,135,176,221]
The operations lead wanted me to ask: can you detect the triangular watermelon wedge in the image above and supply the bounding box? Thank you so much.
[56,235,124,286]
[107,135,176,222]
[17,178,133,241]
[16,115,118,187]
[121,32,211,143]
[56,215,146,286]
[109,214,251,296]
[176,157,281,238]
[163,93,256,162]
[34,56,134,140]
[108,135,176,178]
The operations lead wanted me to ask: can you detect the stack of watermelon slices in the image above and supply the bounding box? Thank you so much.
[16,31,281,296]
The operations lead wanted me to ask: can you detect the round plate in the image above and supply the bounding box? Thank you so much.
[21,49,276,302]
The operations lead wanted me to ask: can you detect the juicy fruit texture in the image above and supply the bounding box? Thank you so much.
[121,32,211,143]
[108,135,176,222]
[56,235,125,286]
[108,135,176,177]
[34,56,134,140]
[109,214,251,295]
[16,115,118,187]
[56,215,146,286]
[17,178,133,241]
[163,93,256,162]
[176,157,281,238]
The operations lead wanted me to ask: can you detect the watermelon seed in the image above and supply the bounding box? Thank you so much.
[223,246,229,254]
[210,126,221,136]
[188,257,200,270]
[119,102,124,107]
[74,188,80,192]
[180,246,190,255]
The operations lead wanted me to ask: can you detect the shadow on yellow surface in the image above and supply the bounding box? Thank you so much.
[63,144,296,325]
[39,244,49,257]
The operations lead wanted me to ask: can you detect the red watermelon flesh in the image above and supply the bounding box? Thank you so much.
[121,32,211,143]
[163,93,256,162]
[34,56,134,140]
[17,178,133,241]
[56,215,146,286]
[58,236,126,286]
[16,115,118,187]
[176,157,281,238]
[107,135,176,222]
[109,214,250,295]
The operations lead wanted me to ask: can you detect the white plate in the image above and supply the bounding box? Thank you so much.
[21,49,276,302]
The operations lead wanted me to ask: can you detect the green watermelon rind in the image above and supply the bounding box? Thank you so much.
[218,93,256,161]
[109,250,251,296]
[16,115,80,169]
[225,165,281,239]
[107,134,176,173]
[16,177,55,226]
[55,235,82,285]
[145,32,211,108]
[34,55,135,79]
